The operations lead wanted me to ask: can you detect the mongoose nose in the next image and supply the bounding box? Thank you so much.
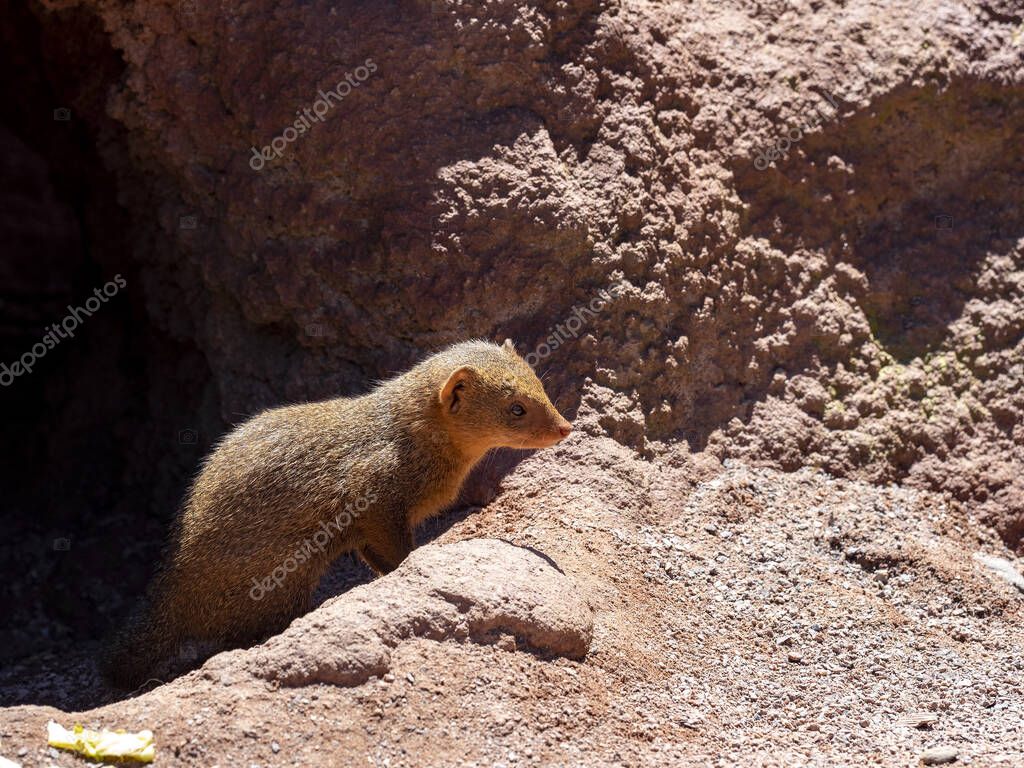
[558,422,572,438]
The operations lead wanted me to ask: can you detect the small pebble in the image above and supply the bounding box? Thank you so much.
[271,741,281,754]
[787,651,803,663]
[920,746,958,765]
[897,712,938,729]
[974,553,1024,592]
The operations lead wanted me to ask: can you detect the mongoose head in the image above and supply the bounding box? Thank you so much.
[435,339,572,455]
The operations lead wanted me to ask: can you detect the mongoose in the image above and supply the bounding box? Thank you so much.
[101,339,571,688]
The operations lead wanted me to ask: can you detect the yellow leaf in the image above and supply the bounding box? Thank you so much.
[47,720,155,763]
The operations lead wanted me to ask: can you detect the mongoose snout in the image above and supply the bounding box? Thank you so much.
[100,338,571,689]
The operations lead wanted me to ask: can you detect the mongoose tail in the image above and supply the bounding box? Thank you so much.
[99,588,181,690]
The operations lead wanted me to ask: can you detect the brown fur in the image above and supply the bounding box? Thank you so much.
[100,340,571,689]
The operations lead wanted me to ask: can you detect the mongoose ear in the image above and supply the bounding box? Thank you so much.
[502,338,515,353]
[440,366,474,413]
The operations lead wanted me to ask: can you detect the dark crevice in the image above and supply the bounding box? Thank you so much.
[0,0,218,708]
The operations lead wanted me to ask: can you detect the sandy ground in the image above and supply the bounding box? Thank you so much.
[2,431,1022,766]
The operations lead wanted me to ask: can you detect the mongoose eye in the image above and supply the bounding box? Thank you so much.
[509,403,526,417]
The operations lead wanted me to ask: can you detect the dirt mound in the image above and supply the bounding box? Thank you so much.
[2,446,1022,765]
[225,538,593,688]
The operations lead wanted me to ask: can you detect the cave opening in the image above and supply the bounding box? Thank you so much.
[0,0,212,705]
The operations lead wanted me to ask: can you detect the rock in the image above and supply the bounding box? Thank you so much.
[896,712,938,729]
[974,554,1024,593]
[8,0,1024,699]
[206,539,593,688]
[920,746,958,764]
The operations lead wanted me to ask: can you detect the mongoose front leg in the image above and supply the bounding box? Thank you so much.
[359,519,414,575]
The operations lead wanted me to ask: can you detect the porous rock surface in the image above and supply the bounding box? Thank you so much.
[23,0,1024,549]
